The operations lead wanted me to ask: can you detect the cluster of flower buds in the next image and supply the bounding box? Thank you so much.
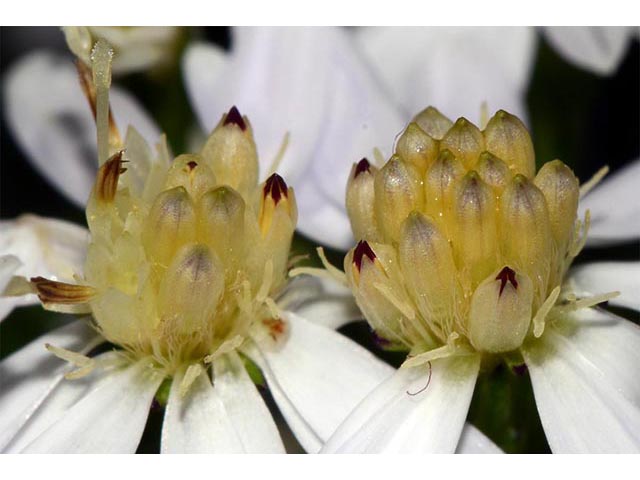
[345,107,583,356]
[82,106,297,372]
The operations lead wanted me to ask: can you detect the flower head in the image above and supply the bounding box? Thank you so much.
[0,39,392,454]
[345,108,592,360]
[324,106,640,454]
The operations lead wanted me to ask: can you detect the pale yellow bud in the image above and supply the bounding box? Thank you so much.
[374,156,424,243]
[346,159,380,242]
[468,266,533,353]
[476,151,512,193]
[453,171,498,287]
[197,186,246,263]
[484,110,535,178]
[395,123,438,174]
[200,106,258,195]
[258,174,297,283]
[346,241,419,347]
[165,154,217,200]
[398,212,461,329]
[423,150,465,235]
[441,117,485,169]
[499,175,552,298]
[412,106,453,140]
[157,243,224,336]
[534,160,580,250]
[142,186,197,266]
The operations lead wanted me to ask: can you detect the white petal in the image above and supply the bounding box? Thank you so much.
[4,352,125,453]
[0,320,99,451]
[455,424,503,454]
[522,308,640,453]
[544,27,633,75]
[278,276,362,330]
[580,160,640,245]
[161,352,284,453]
[21,357,162,453]
[0,255,21,321]
[322,355,481,453]
[244,311,395,452]
[355,27,536,123]
[3,51,161,207]
[569,261,640,311]
[0,214,89,316]
[183,28,404,249]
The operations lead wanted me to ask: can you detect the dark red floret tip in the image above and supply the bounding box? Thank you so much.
[186,161,198,171]
[223,105,247,131]
[353,240,376,271]
[496,266,518,296]
[264,173,288,205]
[354,158,371,178]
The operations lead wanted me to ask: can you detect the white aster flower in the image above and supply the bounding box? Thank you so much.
[0,41,398,454]
[315,107,640,453]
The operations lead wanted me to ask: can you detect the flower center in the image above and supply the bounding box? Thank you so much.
[345,107,588,357]
[80,106,296,372]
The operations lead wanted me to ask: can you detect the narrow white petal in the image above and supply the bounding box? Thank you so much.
[22,358,163,453]
[278,276,362,330]
[569,261,640,311]
[455,424,503,454]
[3,51,161,207]
[322,355,481,453]
[0,255,21,321]
[522,308,640,453]
[580,159,640,245]
[355,27,536,123]
[244,311,395,452]
[0,320,100,451]
[183,28,404,249]
[161,352,284,453]
[544,27,633,75]
[4,352,124,453]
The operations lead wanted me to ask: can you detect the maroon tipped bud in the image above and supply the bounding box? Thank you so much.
[496,266,518,296]
[263,173,288,205]
[354,158,371,178]
[223,105,247,131]
[186,161,198,171]
[353,240,376,271]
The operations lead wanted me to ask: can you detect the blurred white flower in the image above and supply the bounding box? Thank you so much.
[63,26,182,75]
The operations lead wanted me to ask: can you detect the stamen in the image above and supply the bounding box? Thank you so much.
[46,343,95,380]
[579,165,609,198]
[372,147,385,167]
[373,282,415,321]
[203,336,244,363]
[179,363,204,397]
[532,286,561,338]
[267,132,290,177]
[570,291,620,310]
[316,247,347,285]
